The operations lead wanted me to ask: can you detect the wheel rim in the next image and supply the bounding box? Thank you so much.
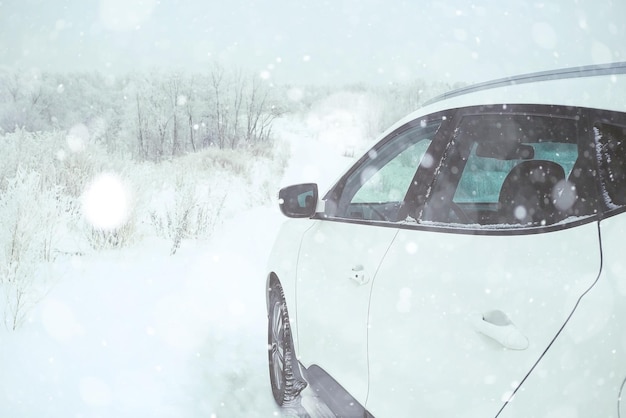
[270,300,286,391]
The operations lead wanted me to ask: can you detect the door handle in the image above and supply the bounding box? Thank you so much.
[349,265,368,285]
[473,310,529,350]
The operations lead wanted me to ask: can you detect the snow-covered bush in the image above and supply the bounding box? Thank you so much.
[84,222,136,251]
[0,170,66,330]
[0,128,122,199]
[130,141,287,254]
[143,153,237,252]
[148,176,225,255]
[79,171,138,251]
[0,129,61,191]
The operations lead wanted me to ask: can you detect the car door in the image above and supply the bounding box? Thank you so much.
[295,116,448,406]
[366,105,603,416]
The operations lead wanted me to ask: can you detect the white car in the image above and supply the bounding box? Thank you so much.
[266,62,626,417]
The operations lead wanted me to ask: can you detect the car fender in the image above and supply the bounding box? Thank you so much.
[266,217,317,353]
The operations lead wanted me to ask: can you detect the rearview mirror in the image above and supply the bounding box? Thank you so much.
[475,142,534,160]
[278,183,318,218]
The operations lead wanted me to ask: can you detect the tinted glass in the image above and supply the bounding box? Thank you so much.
[327,119,443,222]
[422,108,596,228]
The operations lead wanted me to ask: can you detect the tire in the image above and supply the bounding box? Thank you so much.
[268,280,307,406]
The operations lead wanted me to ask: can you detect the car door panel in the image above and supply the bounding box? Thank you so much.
[294,116,447,404]
[497,225,619,417]
[366,222,602,416]
[296,220,398,405]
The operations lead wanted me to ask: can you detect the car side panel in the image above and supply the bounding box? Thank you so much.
[500,217,626,417]
[366,222,602,417]
[266,218,316,352]
[296,220,399,405]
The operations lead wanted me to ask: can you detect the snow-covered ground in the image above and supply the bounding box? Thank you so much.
[0,115,354,417]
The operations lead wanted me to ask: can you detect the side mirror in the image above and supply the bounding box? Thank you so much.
[278,183,318,218]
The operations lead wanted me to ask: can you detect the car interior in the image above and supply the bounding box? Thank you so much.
[420,112,594,227]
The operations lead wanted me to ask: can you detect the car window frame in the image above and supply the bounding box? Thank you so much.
[419,104,601,232]
[321,110,454,224]
[318,104,605,235]
[590,108,626,218]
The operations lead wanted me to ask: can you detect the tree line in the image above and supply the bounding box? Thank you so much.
[0,64,465,163]
[0,65,283,162]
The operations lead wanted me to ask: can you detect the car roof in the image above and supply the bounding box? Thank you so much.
[386,62,626,136]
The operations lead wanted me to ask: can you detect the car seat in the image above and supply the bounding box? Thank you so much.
[498,160,566,225]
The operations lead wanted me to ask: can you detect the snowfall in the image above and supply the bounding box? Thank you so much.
[0,117,354,417]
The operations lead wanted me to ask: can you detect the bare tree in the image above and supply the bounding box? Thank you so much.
[0,65,287,160]
[245,76,282,144]
[135,91,147,159]
[184,75,198,152]
[163,73,184,157]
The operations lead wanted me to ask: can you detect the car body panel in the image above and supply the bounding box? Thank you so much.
[499,216,626,417]
[366,222,602,416]
[266,218,316,351]
[296,219,399,404]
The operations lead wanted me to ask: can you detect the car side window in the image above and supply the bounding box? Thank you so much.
[421,107,597,228]
[326,118,443,222]
[595,119,626,208]
[453,141,578,205]
[351,140,431,204]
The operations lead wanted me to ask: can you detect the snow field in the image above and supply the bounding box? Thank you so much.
[0,115,352,417]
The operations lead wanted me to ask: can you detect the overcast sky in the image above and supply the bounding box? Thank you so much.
[1,0,625,85]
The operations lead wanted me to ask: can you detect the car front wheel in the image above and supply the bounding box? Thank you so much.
[268,279,307,405]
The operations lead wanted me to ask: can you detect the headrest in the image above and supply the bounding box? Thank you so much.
[498,160,566,225]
